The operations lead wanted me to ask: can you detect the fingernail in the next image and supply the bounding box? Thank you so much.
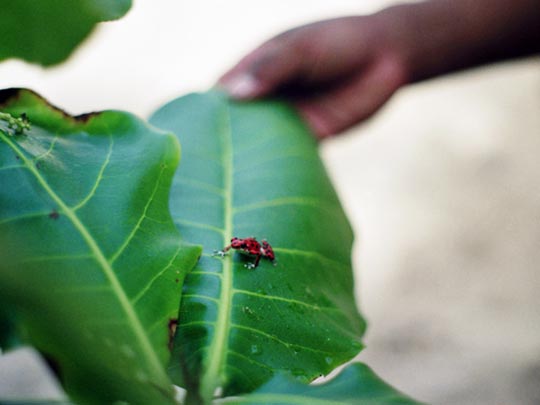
[221,74,259,99]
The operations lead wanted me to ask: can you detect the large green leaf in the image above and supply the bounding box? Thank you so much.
[150,91,366,403]
[217,363,422,404]
[0,88,201,403]
[0,0,132,66]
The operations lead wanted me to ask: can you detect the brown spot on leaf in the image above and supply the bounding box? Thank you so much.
[0,88,22,106]
[74,112,100,123]
[168,319,178,351]
[49,210,59,220]
[0,88,102,125]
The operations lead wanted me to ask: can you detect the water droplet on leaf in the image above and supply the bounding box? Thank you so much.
[242,306,255,317]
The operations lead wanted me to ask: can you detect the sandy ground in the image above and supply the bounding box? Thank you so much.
[324,59,540,405]
[1,1,539,403]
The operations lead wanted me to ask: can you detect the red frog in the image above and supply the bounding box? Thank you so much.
[214,237,276,269]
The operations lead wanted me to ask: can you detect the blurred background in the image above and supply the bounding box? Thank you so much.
[1,1,539,404]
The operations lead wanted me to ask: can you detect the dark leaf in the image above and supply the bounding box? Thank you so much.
[0,0,132,66]
[217,362,423,404]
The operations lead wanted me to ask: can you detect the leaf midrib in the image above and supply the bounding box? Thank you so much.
[0,130,169,384]
[199,99,235,402]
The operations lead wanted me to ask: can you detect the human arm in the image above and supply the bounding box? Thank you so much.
[219,0,540,138]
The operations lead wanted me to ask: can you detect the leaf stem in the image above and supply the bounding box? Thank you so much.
[199,100,235,403]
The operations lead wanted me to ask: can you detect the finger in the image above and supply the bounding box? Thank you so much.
[218,17,382,100]
[218,37,304,99]
[295,55,406,139]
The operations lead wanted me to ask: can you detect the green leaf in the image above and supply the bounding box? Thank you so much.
[0,399,73,405]
[150,91,366,403]
[0,0,132,66]
[0,88,201,403]
[216,363,423,404]
[0,307,20,352]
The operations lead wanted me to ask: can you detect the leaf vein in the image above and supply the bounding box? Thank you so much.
[226,349,274,372]
[231,324,340,355]
[232,289,339,312]
[233,197,337,215]
[273,247,348,268]
[20,253,93,263]
[188,270,223,278]
[131,243,184,305]
[72,134,113,211]
[182,294,220,304]
[0,164,26,171]
[0,211,50,226]
[175,219,225,235]
[34,133,59,162]
[174,177,225,196]
[109,164,166,264]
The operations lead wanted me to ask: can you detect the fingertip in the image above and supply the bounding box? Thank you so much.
[219,74,262,100]
[297,105,338,140]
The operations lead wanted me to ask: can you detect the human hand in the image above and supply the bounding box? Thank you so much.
[219,0,540,139]
[218,16,409,138]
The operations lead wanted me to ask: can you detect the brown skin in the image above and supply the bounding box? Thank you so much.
[219,0,540,138]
